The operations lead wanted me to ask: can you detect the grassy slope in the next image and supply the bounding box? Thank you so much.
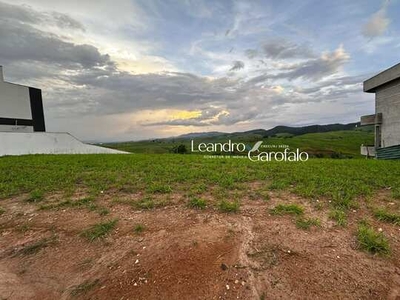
[103,129,374,157]
[1,154,399,202]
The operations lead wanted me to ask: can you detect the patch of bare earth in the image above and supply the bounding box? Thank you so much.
[0,189,399,300]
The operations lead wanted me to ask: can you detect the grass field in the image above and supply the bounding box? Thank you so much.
[102,129,374,157]
[1,154,398,201]
[1,154,400,299]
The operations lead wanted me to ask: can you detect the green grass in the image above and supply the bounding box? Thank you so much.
[147,183,172,194]
[134,197,165,210]
[357,220,390,255]
[329,209,347,226]
[26,190,44,203]
[1,155,400,208]
[81,219,118,241]
[374,208,400,225]
[70,279,100,296]
[295,217,320,229]
[40,197,97,211]
[218,200,240,213]
[270,204,304,216]
[134,224,145,234]
[392,188,400,200]
[188,197,207,209]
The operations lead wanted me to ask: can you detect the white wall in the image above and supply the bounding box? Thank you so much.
[0,81,32,120]
[0,132,129,156]
[376,78,400,147]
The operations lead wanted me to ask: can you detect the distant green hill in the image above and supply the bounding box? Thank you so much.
[173,122,362,139]
[102,123,374,158]
[244,122,362,137]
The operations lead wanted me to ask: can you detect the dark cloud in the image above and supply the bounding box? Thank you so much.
[0,20,113,69]
[245,49,258,59]
[229,60,245,71]
[0,1,85,30]
[210,110,259,126]
[262,38,315,59]
[278,46,349,80]
[248,46,350,83]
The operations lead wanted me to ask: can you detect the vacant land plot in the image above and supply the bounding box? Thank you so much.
[0,155,400,299]
[103,129,374,157]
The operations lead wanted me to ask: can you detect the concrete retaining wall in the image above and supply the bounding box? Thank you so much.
[0,132,128,156]
[375,78,400,148]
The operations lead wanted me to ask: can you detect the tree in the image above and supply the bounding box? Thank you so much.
[171,144,188,154]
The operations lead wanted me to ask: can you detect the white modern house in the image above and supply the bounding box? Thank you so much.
[0,66,127,156]
[361,63,400,159]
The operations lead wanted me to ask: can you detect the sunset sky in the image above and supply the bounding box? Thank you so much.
[0,0,399,141]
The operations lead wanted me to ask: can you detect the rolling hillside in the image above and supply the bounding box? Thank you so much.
[102,123,374,158]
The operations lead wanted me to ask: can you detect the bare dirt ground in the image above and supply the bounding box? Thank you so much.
[0,190,399,300]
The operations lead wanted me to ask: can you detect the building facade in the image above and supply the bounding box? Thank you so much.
[361,63,400,159]
[0,65,45,133]
[0,66,127,156]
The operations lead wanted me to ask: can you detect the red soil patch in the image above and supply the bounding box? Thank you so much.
[0,191,399,299]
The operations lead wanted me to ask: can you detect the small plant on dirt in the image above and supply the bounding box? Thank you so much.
[218,200,240,213]
[188,197,207,209]
[15,235,58,256]
[190,183,207,194]
[313,200,324,211]
[134,224,145,234]
[81,219,118,241]
[133,196,167,210]
[70,279,100,296]
[77,258,94,270]
[0,207,5,215]
[262,192,271,202]
[16,223,30,233]
[268,180,290,190]
[329,209,347,227]
[26,190,44,203]
[40,197,97,211]
[357,220,390,255]
[270,204,304,216]
[392,188,400,200]
[295,217,320,230]
[248,190,270,202]
[97,207,110,216]
[374,208,400,225]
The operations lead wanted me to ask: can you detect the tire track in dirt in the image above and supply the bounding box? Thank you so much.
[236,215,260,299]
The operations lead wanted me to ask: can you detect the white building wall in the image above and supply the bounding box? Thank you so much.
[0,81,32,120]
[0,132,128,156]
[375,78,400,148]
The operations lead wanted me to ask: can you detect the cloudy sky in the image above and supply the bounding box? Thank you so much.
[0,0,399,142]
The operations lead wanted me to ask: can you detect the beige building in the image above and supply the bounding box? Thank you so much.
[361,63,400,159]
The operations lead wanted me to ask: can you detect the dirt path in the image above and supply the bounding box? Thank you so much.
[0,191,399,299]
